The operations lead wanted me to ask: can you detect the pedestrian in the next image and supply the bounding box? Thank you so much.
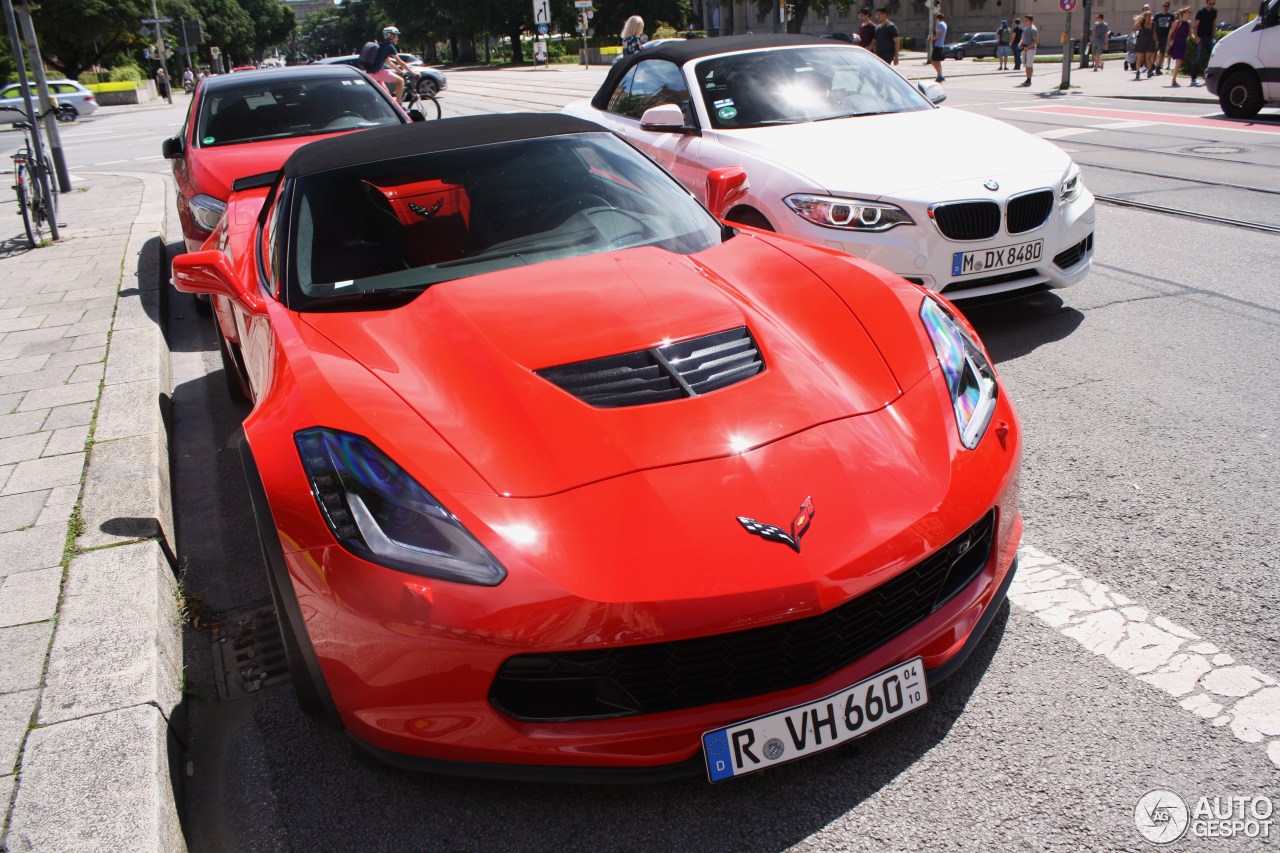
[996,19,1012,70]
[1090,14,1110,70]
[1012,18,1025,69]
[1167,6,1192,85]
[929,12,948,82]
[873,7,901,64]
[1188,0,1216,85]
[1134,10,1157,78]
[1018,15,1038,86]
[621,15,646,56]
[1153,1,1175,70]
[856,8,877,50]
[155,66,170,98]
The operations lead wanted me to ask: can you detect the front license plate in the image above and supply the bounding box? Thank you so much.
[702,658,927,782]
[952,238,1043,277]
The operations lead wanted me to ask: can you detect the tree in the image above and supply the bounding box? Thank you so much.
[237,0,295,60]
[29,0,151,79]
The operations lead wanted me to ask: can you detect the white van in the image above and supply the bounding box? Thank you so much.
[1206,0,1280,117]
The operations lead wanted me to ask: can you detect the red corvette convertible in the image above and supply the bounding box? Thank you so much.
[172,114,1022,781]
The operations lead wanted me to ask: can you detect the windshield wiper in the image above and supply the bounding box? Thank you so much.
[302,286,429,311]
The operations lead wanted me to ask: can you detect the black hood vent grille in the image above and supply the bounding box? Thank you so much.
[537,327,764,408]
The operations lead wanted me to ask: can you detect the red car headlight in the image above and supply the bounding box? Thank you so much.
[295,428,507,586]
[919,297,998,450]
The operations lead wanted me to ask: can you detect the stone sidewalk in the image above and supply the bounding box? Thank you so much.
[0,170,181,851]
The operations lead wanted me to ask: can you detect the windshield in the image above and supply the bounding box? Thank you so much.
[196,77,400,147]
[287,133,723,307]
[693,46,932,129]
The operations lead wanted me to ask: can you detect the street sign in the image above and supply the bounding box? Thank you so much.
[533,0,550,23]
[536,22,549,35]
[574,1,592,8]
[1059,0,1077,11]
[141,17,172,24]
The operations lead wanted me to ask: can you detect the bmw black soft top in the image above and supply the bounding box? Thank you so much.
[282,113,608,178]
[591,34,835,110]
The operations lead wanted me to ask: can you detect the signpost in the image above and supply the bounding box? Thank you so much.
[1060,0,1077,89]
[575,1,592,66]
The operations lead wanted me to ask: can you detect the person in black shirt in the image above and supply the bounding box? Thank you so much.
[873,7,900,64]
[856,8,877,50]
[1189,0,1217,85]
[1011,18,1024,69]
[1153,1,1175,72]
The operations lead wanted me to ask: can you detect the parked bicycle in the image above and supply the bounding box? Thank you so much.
[2,105,60,247]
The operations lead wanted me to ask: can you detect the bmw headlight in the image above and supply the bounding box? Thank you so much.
[920,297,998,450]
[784,194,913,232]
[295,428,506,586]
[188,194,227,232]
[1060,167,1083,203]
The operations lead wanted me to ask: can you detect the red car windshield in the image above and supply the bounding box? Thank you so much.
[197,77,401,147]
[693,46,932,129]
[285,133,723,307]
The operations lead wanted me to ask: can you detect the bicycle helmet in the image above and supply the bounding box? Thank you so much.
[383,26,400,37]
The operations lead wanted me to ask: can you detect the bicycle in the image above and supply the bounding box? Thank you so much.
[3,106,60,247]
[403,75,442,120]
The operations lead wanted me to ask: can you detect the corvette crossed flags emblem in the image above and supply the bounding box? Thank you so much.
[737,497,815,554]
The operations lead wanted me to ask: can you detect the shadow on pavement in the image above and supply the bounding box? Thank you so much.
[959,290,1086,363]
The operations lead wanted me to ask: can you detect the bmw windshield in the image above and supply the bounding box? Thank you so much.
[693,46,933,129]
[286,133,724,307]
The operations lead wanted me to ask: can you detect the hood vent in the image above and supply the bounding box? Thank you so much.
[537,327,764,408]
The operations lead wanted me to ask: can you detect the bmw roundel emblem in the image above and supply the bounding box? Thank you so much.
[984,179,1000,191]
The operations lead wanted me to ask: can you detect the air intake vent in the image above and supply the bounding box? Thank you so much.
[537,327,764,408]
[931,201,1001,241]
[1006,190,1054,234]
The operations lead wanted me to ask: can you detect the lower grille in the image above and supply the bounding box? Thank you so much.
[931,201,1001,241]
[1053,232,1094,269]
[490,510,997,722]
[943,268,1043,295]
[1006,190,1054,234]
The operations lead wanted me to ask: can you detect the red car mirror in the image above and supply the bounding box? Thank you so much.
[705,167,750,219]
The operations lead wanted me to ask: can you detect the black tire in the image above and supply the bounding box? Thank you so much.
[413,93,442,120]
[16,173,39,248]
[1218,70,1263,118]
[414,76,438,97]
[954,49,965,60]
[215,322,250,403]
[725,207,774,232]
[54,104,77,123]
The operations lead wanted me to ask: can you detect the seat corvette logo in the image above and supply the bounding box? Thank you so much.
[737,497,815,553]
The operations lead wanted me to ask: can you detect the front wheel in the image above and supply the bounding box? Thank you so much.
[15,170,40,248]
[953,50,965,60]
[411,93,442,120]
[1219,70,1262,118]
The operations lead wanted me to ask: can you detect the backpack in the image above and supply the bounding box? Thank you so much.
[358,40,380,71]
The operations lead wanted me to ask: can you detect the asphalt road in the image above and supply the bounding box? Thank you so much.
[26,70,1276,851]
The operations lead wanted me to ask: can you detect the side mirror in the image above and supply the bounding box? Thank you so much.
[705,166,750,219]
[171,250,263,312]
[161,136,184,159]
[918,81,948,104]
[639,103,692,133]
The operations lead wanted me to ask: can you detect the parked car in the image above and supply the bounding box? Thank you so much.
[0,79,98,122]
[1207,0,1280,118]
[564,34,1095,301]
[170,112,1023,780]
[313,54,448,96]
[162,64,409,253]
[940,32,999,59]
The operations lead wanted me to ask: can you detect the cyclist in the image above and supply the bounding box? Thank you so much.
[367,26,416,102]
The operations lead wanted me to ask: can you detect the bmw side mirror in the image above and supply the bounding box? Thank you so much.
[639,104,693,133]
[918,81,948,104]
[161,136,184,159]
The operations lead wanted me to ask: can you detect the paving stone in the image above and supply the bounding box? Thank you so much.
[1,454,83,497]
[67,334,106,352]
[0,623,54,694]
[0,568,62,628]
[0,434,50,467]
[103,327,159,387]
[34,485,78,528]
[43,347,105,371]
[93,380,158,443]
[0,466,11,495]
[0,691,37,772]
[41,401,94,430]
[4,704,182,853]
[0,328,72,348]
[0,357,50,379]
[0,412,47,440]
[0,318,44,335]
[67,362,104,386]
[0,773,15,836]
[39,542,180,725]
[15,381,99,413]
[0,366,76,397]
[78,434,170,551]
[0,394,20,416]
[0,523,65,578]
[0,492,48,534]
[15,338,70,358]
[41,425,89,458]
[37,310,84,329]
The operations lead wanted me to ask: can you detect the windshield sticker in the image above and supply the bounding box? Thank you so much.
[717,106,738,121]
[713,98,734,108]
[202,136,215,144]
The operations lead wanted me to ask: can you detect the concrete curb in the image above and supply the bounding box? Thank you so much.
[2,170,184,852]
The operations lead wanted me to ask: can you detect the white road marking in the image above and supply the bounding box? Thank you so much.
[1091,120,1158,130]
[94,160,129,165]
[1012,544,1280,769]
[1036,127,1098,139]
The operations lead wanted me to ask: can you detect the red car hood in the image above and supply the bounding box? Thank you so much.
[190,136,338,201]
[302,237,904,498]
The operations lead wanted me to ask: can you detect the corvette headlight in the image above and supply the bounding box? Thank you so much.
[784,194,913,232]
[188,194,227,232]
[1060,167,1083,203]
[295,428,506,586]
[920,297,998,450]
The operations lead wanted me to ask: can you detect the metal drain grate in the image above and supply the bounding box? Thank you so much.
[210,602,292,700]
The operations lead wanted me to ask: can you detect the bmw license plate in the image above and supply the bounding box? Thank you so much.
[952,238,1043,277]
[702,658,927,782]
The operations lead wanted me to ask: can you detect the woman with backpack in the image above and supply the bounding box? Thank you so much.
[621,16,646,56]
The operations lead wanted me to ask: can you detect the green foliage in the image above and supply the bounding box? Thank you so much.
[108,64,144,82]
[30,0,151,79]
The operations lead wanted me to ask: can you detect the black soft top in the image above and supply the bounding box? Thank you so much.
[591,34,835,110]
[198,63,366,94]
[282,113,608,178]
